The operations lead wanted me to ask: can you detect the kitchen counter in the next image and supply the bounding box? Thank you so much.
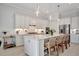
[24,33,64,56]
[71,34,79,43]
[24,34,64,40]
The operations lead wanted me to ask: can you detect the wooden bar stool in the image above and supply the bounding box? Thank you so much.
[0,40,2,47]
[56,36,65,53]
[44,37,57,56]
[64,34,70,49]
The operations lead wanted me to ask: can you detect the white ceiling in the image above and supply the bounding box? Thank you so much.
[1,3,79,20]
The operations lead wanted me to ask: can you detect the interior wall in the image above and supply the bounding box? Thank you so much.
[0,5,15,32]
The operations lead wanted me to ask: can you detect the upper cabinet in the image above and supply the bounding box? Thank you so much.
[15,13,48,29]
[15,14,25,28]
[59,18,71,25]
[15,13,33,28]
[24,16,30,27]
[71,17,79,29]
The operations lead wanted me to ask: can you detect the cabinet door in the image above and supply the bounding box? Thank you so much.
[30,39,39,56]
[15,14,24,28]
[16,35,24,46]
[24,16,31,27]
[71,17,78,29]
[24,36,39,56]
[71,34,79,43]
[24,37,31,55]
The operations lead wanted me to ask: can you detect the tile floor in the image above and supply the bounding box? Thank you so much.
[61,43,79,56]
[0,46,25,56]
[0,43,79,56]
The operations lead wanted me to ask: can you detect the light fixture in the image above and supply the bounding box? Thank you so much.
[36,10,39,16]
[49,15,52,29]
[49,15,52,20]
[57,5,61,22]
[35,4,40,16]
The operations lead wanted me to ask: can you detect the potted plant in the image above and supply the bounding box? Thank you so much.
[50,29,56,35]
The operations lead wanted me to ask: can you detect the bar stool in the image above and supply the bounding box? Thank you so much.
[0,40,2,47]
[56,36,64,53]
[44,37,57,56]
[67,34,70,47]
[64,34,70,49]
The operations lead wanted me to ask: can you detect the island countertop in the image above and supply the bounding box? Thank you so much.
[23,34,64,40]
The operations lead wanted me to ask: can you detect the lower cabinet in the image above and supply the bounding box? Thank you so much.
[16,35,24,46]
[24,36,45,56]
[0,38,3,48]
[71,34,79,43]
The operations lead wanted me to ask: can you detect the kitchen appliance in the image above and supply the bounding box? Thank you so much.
[59,24,70,34]
[59,24,70,43]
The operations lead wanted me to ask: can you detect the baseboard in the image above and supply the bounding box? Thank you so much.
[16,45,24,47]
[71,42,79,45]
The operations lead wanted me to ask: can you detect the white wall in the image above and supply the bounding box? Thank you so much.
[0,5,15,32]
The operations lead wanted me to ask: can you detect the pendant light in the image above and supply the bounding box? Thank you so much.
[57,5,61,21]
[49,15,52,29]
[36,4,40,16]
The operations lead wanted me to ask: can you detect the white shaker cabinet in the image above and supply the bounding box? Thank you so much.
[16,35,24,46]
[15,14,25,28]
[71,17,79,29]
[71,34,79,43]
[24,36,44,56]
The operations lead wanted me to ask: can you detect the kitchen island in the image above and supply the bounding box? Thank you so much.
[24,34,64,56]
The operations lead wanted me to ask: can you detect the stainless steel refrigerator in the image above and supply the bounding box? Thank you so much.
[59,24,71,43]
[59,24,70,34]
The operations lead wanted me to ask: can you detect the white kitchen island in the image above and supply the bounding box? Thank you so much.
[24,34,63,56]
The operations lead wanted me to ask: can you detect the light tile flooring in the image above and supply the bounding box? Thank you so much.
[61,43,79,56]
[0,46,25,56]
[0,43,79,56]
